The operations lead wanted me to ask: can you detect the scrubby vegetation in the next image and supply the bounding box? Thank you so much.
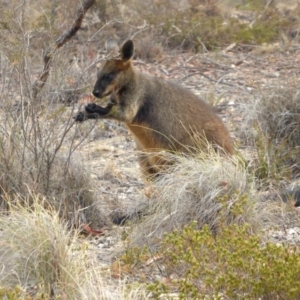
[148,221,300,299]
[96,0,300,53]
[1,0,300,299]
[0,197,150,299]
[239,87,300,186]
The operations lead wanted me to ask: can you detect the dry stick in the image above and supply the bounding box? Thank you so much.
[32,0,96,100]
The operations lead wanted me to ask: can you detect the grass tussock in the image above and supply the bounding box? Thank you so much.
[128,147,277,248]
[114,147,296,297]
[0,195,150,299]
[239,87,300,185]
[242,88,300,147]
[0,194,84,298]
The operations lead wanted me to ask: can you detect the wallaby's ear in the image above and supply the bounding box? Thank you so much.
[121,40,134,62]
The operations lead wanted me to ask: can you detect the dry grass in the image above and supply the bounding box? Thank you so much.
[0,194,84,298]
[128,147,281,248]
[79,268,151,300]
[0,120,108,227]
[0,194,150,299]
[238,87,300,186]
[239,87,300,147]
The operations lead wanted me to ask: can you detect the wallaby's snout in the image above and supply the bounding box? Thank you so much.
[92,89,100,98]
[92,72,116,99]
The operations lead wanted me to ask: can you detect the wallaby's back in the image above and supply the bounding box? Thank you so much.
[128,73,233,154]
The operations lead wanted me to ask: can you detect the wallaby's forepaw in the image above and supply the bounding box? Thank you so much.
[85,102,113,116]
[74,103,100,122]
[74,111,86,122]
[74,109,101,122]
[85,103,97,114]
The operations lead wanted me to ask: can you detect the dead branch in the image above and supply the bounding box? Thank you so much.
[55,0,96,48]
[32,0,96,100]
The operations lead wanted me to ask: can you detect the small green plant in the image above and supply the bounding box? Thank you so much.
[0,286,31,300]
[148,221,300,299]
[0,285,49,299]
[109,245,151,280]
[121,246,149,268]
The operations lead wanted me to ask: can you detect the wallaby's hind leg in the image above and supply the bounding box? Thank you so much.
[137,148,173,180]
[137,152,158,179]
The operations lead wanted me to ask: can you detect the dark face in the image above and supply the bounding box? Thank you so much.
[92,60,124,99]
[92,40,134,99]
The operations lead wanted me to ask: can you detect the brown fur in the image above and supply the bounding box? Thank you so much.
[75,40,233,177]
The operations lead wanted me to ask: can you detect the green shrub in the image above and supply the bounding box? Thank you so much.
[148,221,300,299]
[120,246,150,273]
[0,285,47,299]
[0,286,31,300]
[236,0,265,11]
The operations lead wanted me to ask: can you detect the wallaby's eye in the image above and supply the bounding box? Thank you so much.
[104,73,115,82]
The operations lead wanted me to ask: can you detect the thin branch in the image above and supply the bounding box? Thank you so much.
[32,49,52,99]
[32,0,96,100]
[55,0,96,48]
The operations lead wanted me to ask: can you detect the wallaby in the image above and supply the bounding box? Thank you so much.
[75,40,233,177]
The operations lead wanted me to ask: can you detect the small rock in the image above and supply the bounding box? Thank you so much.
[102,242,110,248]
[288,228,297,236]
[118,193,127,200]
